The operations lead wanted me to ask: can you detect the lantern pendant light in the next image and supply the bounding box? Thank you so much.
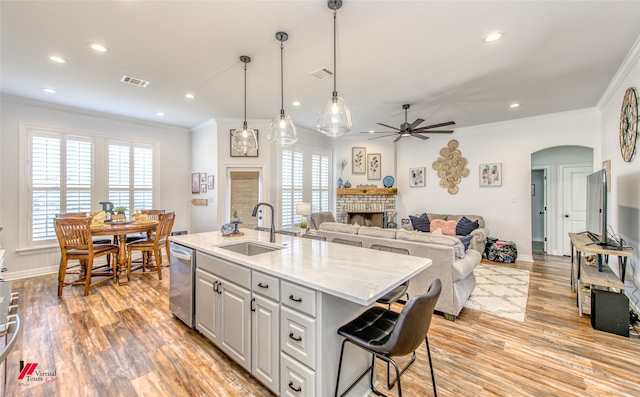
[268,32,297,146]
[232,55,258,155]
[317,0,352,137]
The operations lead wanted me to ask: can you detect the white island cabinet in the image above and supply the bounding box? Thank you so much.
[172,229,431,396]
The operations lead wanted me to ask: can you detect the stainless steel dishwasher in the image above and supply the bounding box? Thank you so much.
[169,242,195,327]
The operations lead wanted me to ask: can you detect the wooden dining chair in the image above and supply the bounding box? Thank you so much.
[125,209,165,243]
[55,212,88,218]
[54,217,119,296]
[126,212,175,281]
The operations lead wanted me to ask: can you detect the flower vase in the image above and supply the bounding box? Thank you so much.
[338,177,343,188]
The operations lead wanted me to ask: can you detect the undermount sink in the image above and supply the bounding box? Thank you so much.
[218,241,282,256]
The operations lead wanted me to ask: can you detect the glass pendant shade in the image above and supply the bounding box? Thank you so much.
[232,123,258,155]
[317,95,352,137]
[269,111,297,146]
[269,31,297,146]
[232,55,258,155]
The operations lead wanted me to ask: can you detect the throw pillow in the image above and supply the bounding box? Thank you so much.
[430,219,457,236]
[460,234,473,250]
[456,216,480,236]
[408,213,430,232]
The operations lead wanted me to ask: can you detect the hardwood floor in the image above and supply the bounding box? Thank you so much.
[5,254,640,396]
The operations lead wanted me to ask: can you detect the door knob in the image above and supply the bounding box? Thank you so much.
[564,214,569,218]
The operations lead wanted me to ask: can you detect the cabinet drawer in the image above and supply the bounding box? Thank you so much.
[252,271,280,301]
[281,307,316,370]
[196,251,250,288]
[281,352,316,397]
[281,281,316,317]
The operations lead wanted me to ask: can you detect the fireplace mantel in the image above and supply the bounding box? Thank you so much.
[337,187,397,196]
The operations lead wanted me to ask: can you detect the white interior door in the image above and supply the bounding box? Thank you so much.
[561,165,591,255]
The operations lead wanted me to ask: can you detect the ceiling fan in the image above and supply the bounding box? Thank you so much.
[362,104,455,142]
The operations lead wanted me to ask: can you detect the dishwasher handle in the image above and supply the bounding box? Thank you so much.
[170,245,192,261]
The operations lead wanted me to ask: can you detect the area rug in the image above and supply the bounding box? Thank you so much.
[464,263,530,322]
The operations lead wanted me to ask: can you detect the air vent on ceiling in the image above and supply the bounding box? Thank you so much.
[309,67,333,80]
[121,75,150,88]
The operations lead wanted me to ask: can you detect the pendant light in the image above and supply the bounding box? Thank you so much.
[268,32,297,146]
[232,55,258,155]
[317,0,352,137]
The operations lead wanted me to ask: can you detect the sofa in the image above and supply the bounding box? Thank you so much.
[315,213,488,320]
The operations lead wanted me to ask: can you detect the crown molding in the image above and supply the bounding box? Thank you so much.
[597,35,640,110]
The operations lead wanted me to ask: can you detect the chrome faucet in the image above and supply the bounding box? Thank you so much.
[251,202,276,243]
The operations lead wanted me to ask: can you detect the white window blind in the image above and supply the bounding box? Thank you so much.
[30,133,93,241]
[281,148,304,228]
[311,152,330,213]
[108,143,154,214]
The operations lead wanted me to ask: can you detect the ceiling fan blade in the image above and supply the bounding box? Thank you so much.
[417,121,456,130]
[360,131,395,134]
[412,129,454,134]
[393,135,403,143]
[412,134,429,140]
[407,118,425,130]
[376,122,401,131]
[368,134,398,141]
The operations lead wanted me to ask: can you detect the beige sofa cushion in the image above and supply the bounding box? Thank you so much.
[396,228,465,259]
[318,222,360,234]
[357,226,397,239]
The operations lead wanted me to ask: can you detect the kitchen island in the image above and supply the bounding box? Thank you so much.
[170,229,431,396]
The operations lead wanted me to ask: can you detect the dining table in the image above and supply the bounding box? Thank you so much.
[90,219,158,284]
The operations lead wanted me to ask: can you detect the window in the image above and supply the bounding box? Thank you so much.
[23,126,156,248]
[281,147,304,228]
[29,130,93,241]
[108,142,154,214]
[311,152,330,213]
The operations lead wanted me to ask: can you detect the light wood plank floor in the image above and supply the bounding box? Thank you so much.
[4,254,640,396]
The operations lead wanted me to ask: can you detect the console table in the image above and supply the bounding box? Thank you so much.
[568,232,630,292]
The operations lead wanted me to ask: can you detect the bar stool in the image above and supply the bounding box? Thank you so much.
[371,246,411,309]
[334,279,442,397]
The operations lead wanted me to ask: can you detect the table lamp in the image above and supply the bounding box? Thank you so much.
[295,202,312,232]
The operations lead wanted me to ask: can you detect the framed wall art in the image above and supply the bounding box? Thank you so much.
[367,153,381,180]
[191,173,200,194]
[352,147,366,174]
[200,173,208,193]
[409,167,425,187]
[479,163,502,187]
[208,175,215,190]
[230,129,259,157]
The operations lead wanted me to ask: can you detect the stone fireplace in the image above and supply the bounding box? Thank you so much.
[336,187,397,228]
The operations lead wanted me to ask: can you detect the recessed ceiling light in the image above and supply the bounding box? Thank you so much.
[49,56,67,64]
[292,101,301,106]
[185,93,195,99]
[43,88,56,94]
[156,112,166,117]
[88,42,109,52]
[484,32,504,42]
[369,130,375,133]
[510,103,520,108]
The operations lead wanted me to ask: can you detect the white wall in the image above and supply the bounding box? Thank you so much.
[598,37,640,308]
[191,119,218,233]
[0,96,191,279]
[339,108,600,262]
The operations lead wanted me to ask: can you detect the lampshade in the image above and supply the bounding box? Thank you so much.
[295,202,312,216]
[232,55,258,155]
[269,31,298,146]
[317,0,352,137]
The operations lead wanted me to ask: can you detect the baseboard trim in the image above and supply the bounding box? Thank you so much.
[4,265,58,281]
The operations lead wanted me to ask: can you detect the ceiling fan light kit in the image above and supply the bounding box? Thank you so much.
[268,31,298,146]
[232,55,258,155]
[317,0,352,137]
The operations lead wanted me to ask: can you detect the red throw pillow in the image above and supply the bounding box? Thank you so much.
[430,219,458,236]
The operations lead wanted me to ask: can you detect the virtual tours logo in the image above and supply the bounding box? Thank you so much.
[17,361,58,386]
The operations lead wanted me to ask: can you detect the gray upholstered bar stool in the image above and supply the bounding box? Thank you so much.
[371,246,411,309]
[334,279,442,397]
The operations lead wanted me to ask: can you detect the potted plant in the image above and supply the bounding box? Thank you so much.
[113,206,127,214]
[231,209,241,223]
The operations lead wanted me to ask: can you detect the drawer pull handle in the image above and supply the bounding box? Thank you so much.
[288,381,302,393]
[288,332,302,342]
[289,294,302,303]
[257,282,269,289]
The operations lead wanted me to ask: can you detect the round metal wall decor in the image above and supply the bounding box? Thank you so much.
[619,87,638,162]
[432,139,470,195]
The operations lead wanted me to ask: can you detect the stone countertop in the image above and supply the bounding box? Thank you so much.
[170,229,431,306]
